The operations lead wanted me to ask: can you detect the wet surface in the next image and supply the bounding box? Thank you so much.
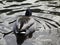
[0,0,60,45]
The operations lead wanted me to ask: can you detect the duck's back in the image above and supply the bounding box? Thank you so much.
[18,17,30,24]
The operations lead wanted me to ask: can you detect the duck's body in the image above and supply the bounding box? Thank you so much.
[3,8,36,45]
[13,16,36,45]
[12,8,36,45]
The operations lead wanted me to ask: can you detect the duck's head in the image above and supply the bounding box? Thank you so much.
[25,8,32,16]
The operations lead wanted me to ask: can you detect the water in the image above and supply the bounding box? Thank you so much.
[0,0,60,45]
